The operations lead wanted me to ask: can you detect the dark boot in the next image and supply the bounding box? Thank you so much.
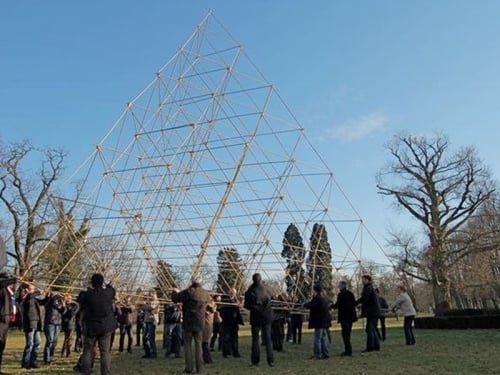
[202,342,212,364]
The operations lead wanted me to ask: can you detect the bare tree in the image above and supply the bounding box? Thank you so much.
[448,195,500,308]
[377,132,495,313]
[0,139,66,277]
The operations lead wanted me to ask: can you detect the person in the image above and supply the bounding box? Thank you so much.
[79,273,116,375]
[135,303,144,347]
[304,285,331,360]
[271,292,288,352]
[0,274,17,373]
[74,307,83,353]
[172,274,211,374]
[375,288,389,341]
[209,295,222,352]
[392,285,416,345]
[118,296,133,353]
[61,294,79,357]
[20,282,43,370]
[109,298,121,350]
[163,302,182,358]
[356,275,381,353]
[202,297,217,364]
[290,310,303,345]
[244,273,274,367]
[41,288,66,365]
[142,290,159,358]
[331,281,357,356]
[73,282,95,373]
[218,288,243,358]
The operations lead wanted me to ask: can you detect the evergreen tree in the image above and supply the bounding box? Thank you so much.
[216,247,244,295]
[281,223,309,302]
[155,260,179,298]
[307,223,334,301]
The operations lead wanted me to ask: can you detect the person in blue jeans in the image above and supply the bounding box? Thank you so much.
[304,285,331,359]
[41,289,66,364]
[392,285,417,346]
[142,290,159,359]
[20,282,43,369]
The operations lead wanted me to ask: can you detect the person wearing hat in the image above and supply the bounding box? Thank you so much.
[304,285,331,360]
[172,274,211,374]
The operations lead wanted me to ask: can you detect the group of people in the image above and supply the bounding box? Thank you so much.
[0,271,416,375]
[303,274,417,361]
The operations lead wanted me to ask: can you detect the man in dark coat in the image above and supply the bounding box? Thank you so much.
[218,288,243,358]
[331,281,357,356]
[20,282,43,369]
[79,273,116,375]
[172,275,211,374]
[304,285,331,360]
[356,275,381,352]
[0,274,16,374]
[244,273,274,367]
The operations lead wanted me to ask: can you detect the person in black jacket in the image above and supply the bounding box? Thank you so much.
[304,285,331,360]
[0,274,17,373]
[20,282,43,369]
[244,273,274,367]
[41,289,66,364]
[331,281,357,356]
[79,273,116,375]
[218,288,243,358]
[61,294,79,357]
[356,275,381,352]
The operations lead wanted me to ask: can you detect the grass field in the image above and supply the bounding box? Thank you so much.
[2,325,499,375]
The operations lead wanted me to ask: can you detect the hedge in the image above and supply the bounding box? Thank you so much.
[415,315,500,329]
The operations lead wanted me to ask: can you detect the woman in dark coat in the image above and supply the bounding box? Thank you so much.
[304,285,331,360]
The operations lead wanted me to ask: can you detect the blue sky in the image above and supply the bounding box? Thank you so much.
[1,1,500,266]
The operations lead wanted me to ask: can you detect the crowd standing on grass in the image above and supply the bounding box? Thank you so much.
[0,270,419,375]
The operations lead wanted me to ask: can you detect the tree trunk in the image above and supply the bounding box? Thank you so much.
[432,273,452,315]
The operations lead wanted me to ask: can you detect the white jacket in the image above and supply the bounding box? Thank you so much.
[393,292,416,316]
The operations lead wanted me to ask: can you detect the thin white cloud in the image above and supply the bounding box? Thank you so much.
[323,113,387,142]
